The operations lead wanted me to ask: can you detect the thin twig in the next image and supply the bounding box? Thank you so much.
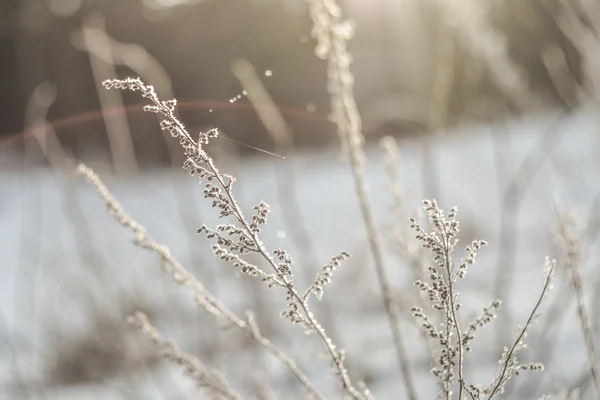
[439,219,466,400]
[306,2,418,399]
[486,258,555,399]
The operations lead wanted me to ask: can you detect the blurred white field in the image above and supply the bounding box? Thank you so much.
[1,109,600,399]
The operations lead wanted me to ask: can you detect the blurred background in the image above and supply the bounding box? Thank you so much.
[1,0,600,398]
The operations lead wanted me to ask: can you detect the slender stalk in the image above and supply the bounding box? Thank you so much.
[440,221,466,399]
[208,157,363,399]
[131,82,364,398]
[486,260,555,399]
[305,1,418,399]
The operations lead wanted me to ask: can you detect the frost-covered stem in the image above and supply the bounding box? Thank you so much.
[219,181,361,398]
[127,80,360,399]
[221,177,362,398]
[343,127,415,400]
[76,164,325,400]
[487,263,554,399]
[171,124,361,397]
[306,1,418,399]
[440,221,466,399]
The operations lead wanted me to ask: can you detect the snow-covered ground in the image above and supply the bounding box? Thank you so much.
[2,109,600,399]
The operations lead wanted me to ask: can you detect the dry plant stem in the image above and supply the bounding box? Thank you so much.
[338,34,417,400]
[486,260,555,399]
[129,312,243,400]
[306,2,418,399]
[118,78,360,397]
[522,281,572,397]
[217,172,361,398]
[416,217,467,399]
[99,78,360,399]
[440,223,467,400]
[198,149,358,396]
[556,205,600,399]
[75,164,325,400]
[412,202,549,399]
